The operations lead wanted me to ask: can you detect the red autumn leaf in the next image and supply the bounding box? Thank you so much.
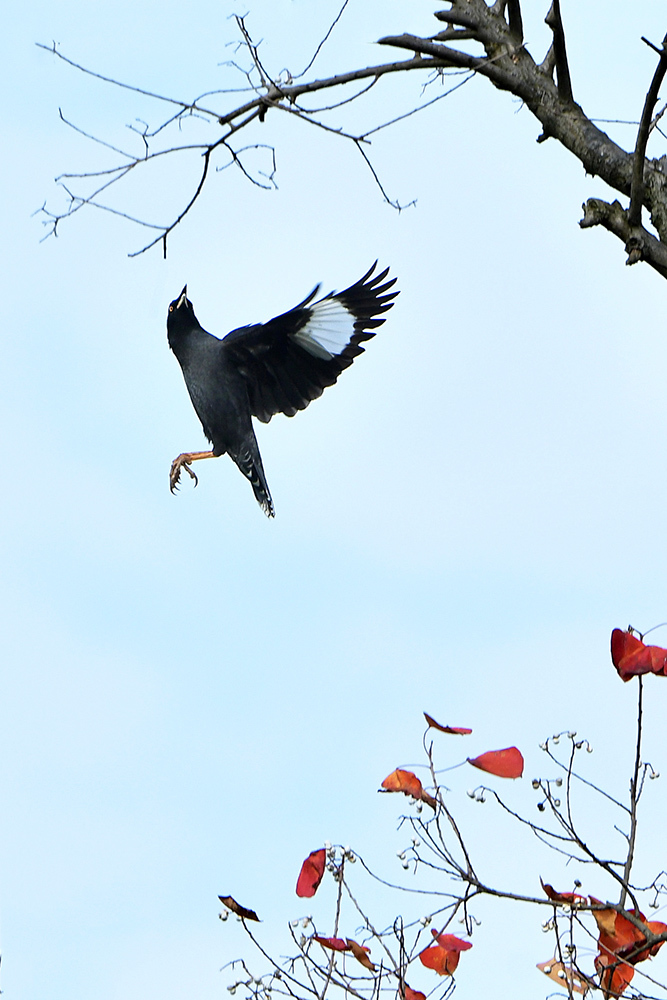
[403,986,426,1000]
[647,921,667,953]
[346,939,376,971]
[637,920,667,961]
[430,930,473,952]
[597,911,641,958]
[381,769,437,810]
[419,945,460,976]
[382,769,424,798]
[419,933,472,977]
[590,898,663,963]
[423,713,472,735]
[218,895,260,921]
[611,628,667,682]
[467,746,524,778]
[296,848,326,898]
[540,878,585,905]
[590,896,667,996]
[313,936,350,952]
[590,897,619,939]
[595,952,635,998]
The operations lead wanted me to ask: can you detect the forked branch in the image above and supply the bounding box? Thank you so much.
[38,2,667,280]
[544,0,573,101]
[628,33,667,228]
[219,698,667,1000]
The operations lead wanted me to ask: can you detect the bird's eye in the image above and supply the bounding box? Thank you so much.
[169,305,174,312]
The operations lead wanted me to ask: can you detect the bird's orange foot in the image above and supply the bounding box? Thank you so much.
[170,454,199,493]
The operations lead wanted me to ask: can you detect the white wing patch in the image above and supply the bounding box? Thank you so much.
[291,297,356,360]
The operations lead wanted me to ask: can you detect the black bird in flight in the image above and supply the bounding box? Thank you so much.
[166,262,398,517]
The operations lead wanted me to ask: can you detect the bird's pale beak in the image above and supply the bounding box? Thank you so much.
[177,286,188,308]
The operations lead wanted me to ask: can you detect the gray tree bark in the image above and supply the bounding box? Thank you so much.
[41,1,667,274]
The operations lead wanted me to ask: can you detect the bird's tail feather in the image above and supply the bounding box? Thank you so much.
[233,439,275,518]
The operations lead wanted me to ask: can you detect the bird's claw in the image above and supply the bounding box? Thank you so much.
[169,456,199,493]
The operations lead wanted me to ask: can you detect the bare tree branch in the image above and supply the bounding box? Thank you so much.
[36,3,667,281]
[580,198,667,279]
[217,690,667,1000]
[628,34,667,228]
[36,41,221,117]
[544,0,573,102]
[619,678,644,909]
[294,0,352,80]
[506,0,523,45]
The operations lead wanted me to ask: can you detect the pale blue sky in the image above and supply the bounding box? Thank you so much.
[3,3,667,999]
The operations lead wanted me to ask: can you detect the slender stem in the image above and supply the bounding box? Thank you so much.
[619,677,644,908]
[320,856,345,1000]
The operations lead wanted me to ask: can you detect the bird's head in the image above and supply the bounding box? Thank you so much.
[168,285,192,316]
[167,285,200,344]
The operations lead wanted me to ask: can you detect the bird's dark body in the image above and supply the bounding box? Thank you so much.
[169,328,251,457]
[167,263,398,516]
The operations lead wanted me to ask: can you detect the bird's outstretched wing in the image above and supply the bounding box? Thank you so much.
[220,263,398,424]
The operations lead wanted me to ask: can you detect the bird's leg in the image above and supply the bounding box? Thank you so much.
[169,450,216,493]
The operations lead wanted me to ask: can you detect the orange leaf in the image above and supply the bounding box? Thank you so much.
[296,848,326,898]
[403,986,426,1000]
[613,914,667,964]
[467,746,524,778]
[346,939,376,971]
[537,958,587,995]
[611,628,667,682]
[601,912,642,957]
[431,931,473,952]
[591,899,647,960]
[541,878,585,905]
[218,895,260,921]
[382,769,424,797]
[381,769,437,809]
[595,952,635,998]
[632,920,667,962]
[423,713,472,735]
[590,895,667,998]
[419,945,461,977]
[313,936,350,952]
[590,898,619,939]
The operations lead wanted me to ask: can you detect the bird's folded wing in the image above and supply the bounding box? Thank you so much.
[220,263,397,424]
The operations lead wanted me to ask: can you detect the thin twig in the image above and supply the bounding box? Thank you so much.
[360,73,474,138]
[619,678,644,908]
[58,108,136,159]
[295,0,351,79]
[354,141,413,211]
[36,42,221,118]
[131,109,262,256]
